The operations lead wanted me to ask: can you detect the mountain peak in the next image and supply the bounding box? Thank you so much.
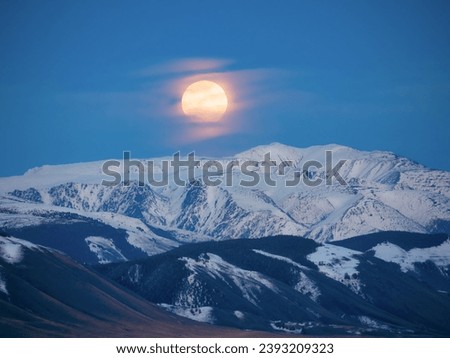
[1,141,450,245]
[235,142,362,162]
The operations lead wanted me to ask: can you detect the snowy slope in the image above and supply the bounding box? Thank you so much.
[101,234,450,336]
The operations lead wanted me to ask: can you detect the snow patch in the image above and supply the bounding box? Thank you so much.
[85,236,126,264]
[0,236,43,265]
[294,272,321,302]
[159,304,215,324]
[307,244,362,294]
[234,310,245,319]
[253,249,310,270]
[270,321,304,334]
[0,268,7,295]
[371,240,450,272]
[125,231,178,256]
[358,316,390,330]
[127,264,142,284]
[0,238,24,264]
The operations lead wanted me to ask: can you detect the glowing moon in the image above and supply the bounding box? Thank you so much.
[181,80,228,121]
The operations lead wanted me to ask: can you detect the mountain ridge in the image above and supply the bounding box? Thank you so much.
[0,234,276,337]
[1,143,450,262]
[99,233,450,337]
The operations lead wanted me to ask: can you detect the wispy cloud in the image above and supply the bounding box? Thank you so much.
[135,58,234,78]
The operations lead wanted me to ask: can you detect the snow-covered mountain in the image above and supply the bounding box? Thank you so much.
[100,233,450,337]
[1,143,450,262]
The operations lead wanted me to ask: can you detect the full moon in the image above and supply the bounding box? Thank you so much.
[181,80,228,121]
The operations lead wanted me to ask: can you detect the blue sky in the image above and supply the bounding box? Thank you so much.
[1,0,449,176]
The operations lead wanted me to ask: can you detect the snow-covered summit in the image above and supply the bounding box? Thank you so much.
[236,142,357,161]
[1,143,450,247]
